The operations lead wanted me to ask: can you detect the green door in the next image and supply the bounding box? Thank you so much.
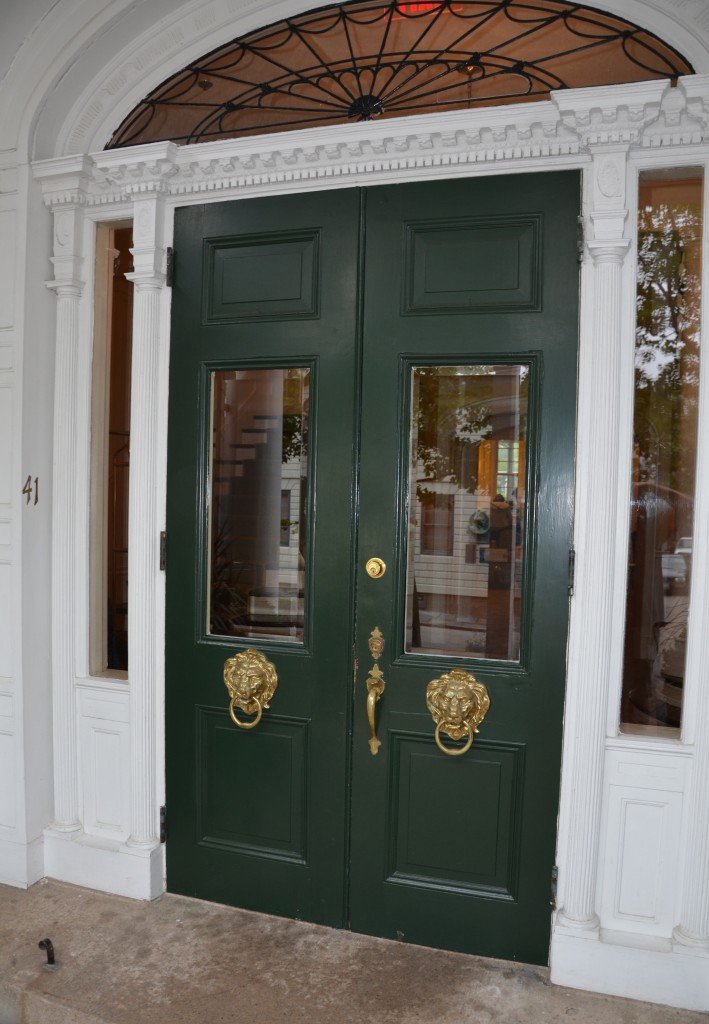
[166,172,579,963]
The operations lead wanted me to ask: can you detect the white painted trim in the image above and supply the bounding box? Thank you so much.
[31,73,709,1010]
[0,835,44,890]
[43,826,163,900]
[551,928,709,1013]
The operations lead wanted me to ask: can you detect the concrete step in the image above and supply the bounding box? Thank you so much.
[0,879,705,1024]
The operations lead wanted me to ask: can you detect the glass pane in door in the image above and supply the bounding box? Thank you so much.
[405,364,528,660]
[208,367,310,641]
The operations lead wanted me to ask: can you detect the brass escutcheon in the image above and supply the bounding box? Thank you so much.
[365,557,386,579]
[223,648,278,730]
[368,626,385,660]
[426,668,490,756]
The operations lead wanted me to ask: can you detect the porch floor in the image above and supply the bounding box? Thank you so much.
[0,879,705,1024]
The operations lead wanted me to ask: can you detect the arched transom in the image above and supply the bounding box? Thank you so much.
[107,0,692,148]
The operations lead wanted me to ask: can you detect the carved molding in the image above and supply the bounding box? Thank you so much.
[32,78,709,211]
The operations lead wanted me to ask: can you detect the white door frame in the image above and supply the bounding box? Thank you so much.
[32,71,709,1011]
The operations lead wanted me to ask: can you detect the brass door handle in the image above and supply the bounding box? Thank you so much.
[366,666,385,755]
[426,668,490,756]
[223,648,278,729]
[365,627,385,755]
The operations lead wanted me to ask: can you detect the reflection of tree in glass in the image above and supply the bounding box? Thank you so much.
[210,516,248,635]
[635,199,700,497]
[282,414,306,463]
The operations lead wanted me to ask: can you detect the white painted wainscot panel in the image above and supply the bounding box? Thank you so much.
[77,684,131,842]
[598,746,689,940]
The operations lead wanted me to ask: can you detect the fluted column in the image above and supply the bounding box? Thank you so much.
[556,142,631,931]
[558,238,629,928]
[125,189,166,847]
[39,165,92,832]
[49,281,82,829]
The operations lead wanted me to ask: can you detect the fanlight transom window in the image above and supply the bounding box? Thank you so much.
[107,0,692,148]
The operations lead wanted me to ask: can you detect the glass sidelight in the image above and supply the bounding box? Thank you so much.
[621,169,703,733]
[405,364,528,660]
[207,367,310,642]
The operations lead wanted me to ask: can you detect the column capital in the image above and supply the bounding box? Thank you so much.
[586,238,631,265]
[125,270,166,292]
[33,154,94,211]
[34,161,92,294]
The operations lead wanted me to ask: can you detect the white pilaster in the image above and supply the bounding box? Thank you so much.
[117,156,174,849]
[36,157,93,832]
[673,162,709,952]
[557,159,630,929]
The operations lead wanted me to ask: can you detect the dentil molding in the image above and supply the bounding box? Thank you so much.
[33,78,709,209]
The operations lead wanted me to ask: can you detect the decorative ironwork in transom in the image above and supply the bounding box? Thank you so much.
[107,0,692,148]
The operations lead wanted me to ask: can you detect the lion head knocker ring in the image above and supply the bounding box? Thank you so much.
[426,668,490,756]
[223,649,278,730]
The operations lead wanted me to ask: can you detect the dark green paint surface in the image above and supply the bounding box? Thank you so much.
[166,191,360,925]
[165,173,580,963]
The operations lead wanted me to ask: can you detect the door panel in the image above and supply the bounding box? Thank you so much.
[349,174,580,964]
[166,192,361,925]
[166,173,579,963]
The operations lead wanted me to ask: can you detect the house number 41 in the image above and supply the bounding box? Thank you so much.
[22,475,39,506]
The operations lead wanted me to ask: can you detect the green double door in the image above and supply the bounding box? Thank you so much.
[166,173,579,965]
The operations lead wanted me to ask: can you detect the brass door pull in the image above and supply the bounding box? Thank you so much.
[366,627,386,755]
[366,666,385,755]
[426,668,490,756]
[223,648,278,729]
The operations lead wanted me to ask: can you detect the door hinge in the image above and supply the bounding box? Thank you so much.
[568,547,576,596]
[550,864,558,911]
[159,805,167,844]
[166,246,175,287]
[160,531,167,572]
[577,216,585,263]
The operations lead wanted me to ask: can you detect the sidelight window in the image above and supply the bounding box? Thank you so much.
[89,224,133,675]
[621,168,703,734]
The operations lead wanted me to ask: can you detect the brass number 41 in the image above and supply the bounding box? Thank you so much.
[22,475,39,506]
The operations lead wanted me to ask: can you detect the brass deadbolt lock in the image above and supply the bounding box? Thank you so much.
[365,557,386,579]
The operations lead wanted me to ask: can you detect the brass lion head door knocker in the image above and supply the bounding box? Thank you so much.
[223,648,278,729]
[426,668,490,756]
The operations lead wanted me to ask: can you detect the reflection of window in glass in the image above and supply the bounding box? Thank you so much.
[420,494,454,555]
[496,441,520,500]
[90,224,133,675]
[208,368,309,643]
[405,365,528,661]
[621,169,703,735]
